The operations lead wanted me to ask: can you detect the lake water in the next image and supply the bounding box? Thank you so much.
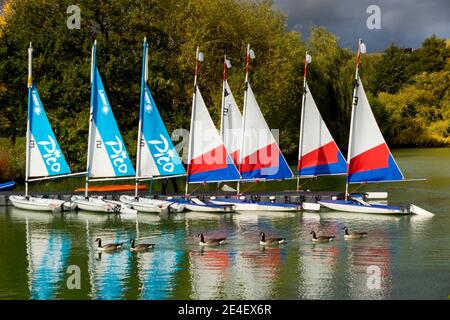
[1,148,450,300]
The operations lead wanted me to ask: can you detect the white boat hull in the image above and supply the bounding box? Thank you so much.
[185,203,234,213]
[169,198,235,213]
[119,195,185,213]
[71,196,137,215]
[318,200,411,215]
[209,198,301,212]
[9,195,66,212]
[302,202,321,212]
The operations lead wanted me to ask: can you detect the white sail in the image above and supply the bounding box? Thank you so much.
[239,84,293,180]
[187,87,240,183]
[347,79,403,183]
[221,81,242,162]
[298,82,347,176]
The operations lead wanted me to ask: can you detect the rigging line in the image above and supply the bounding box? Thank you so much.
[348,183,365,194]
[187,183,203,197]
[383,185,450,196]
[297,177,314,191]
[242,180,263,194]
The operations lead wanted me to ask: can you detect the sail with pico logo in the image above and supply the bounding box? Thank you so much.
[29,85,71,177]
[87,41,135,178]
[137,39,185,179]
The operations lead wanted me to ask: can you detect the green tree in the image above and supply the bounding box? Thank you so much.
[373,44,411,94]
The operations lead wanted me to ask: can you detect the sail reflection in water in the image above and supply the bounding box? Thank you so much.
[138,230,185,299]
[227,213,286,299]
[297,220,339,299]
[86,225,131,300]
[189,247,231,299]
[26,218,71,300]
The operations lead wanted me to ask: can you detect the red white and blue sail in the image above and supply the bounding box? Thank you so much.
[239,84,293,180]
[187,87,241,183]
[298,82,347,177]
[28,85,71,177]
[88,42,135,178]
[137,41,185,178]
[347,78,404,183]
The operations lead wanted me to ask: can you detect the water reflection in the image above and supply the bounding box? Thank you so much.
[25,217,71,300]
[85,219,131,300]
[138,230,185,300]
[1,188,449,300]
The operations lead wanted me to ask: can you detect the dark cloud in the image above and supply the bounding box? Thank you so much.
[274,0,450,51]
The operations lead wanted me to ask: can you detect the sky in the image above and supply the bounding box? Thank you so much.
[274,0,450,52]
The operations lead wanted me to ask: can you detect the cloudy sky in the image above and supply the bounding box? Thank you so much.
[274,0,450,52]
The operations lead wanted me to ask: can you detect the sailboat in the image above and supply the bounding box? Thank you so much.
[297,52,347,182]
[209,47,302,212]
[10,43,82,212]
[318,39,433,216]
[179,47,239,213]
[119,38,186,214]
[71,40,136,215]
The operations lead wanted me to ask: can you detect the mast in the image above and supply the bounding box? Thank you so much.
[85,40,97,198]
[297,51,310,191]
[237,44,251,195]
[25,43,33,197]
[220,55,227,141]
[135,37,148,198]
[345,38,364,200]
[185,47,201,196]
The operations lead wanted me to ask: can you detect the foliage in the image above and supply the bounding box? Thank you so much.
[379,71,450,146]
[0,0,449,181]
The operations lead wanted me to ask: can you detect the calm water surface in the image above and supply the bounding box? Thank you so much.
[1,148,450,300]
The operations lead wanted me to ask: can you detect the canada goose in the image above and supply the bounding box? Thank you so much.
[259,232,287,245]
[197,233,227,246]
[310,231,335,242]
[130,239,155,252]
[343,227,367,239]
[95,238,123,251]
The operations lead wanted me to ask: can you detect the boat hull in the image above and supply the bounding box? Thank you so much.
[0,181,16,191]
[74,184,147,192]
[119,195,185,213]
[209,198,301,212]
[169,198,235,213]
[71,196,137,215]
[9,195,66,212]
[318,200,411,215]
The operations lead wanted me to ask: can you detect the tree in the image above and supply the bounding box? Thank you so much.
[373,44,411,94]
[406,35,450,77]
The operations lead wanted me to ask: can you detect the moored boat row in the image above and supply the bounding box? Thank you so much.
[7,38,433,216]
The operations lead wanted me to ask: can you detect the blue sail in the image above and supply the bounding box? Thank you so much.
[88,44,135,177]
[28,85,70,177]
[138,85,185,177]
[136,41,185,178]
